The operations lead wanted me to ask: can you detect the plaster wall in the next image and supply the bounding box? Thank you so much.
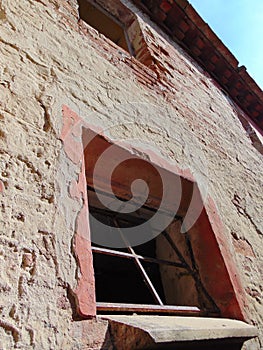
[0,0,262,349]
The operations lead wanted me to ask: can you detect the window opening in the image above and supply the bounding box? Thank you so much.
[88,186,220,316]
[63,104,249,322]
[78,0,133,54]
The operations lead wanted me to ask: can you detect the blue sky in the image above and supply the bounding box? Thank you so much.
[189,0,263,89]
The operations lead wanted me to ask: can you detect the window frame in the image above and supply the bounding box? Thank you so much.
[89,195,204,316]
[77,0,154,67]
[61,105,248,321]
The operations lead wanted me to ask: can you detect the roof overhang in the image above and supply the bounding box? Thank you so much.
[133,0,263,132]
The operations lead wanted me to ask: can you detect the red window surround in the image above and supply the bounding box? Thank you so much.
[61,105,248,320]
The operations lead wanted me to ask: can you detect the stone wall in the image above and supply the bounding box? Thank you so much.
[0,0,262,349]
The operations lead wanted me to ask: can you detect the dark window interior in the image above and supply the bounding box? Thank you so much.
[93,253,165,304]
[91,207,166,304]
[87,180,219,315]
[78,0,131,53]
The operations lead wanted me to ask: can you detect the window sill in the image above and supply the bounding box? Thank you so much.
[97,302,201,316]
[100,315,257,349]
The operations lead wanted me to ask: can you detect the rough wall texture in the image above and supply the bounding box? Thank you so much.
[0,0,262,349]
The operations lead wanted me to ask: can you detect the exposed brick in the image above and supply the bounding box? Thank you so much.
[134,0,263,129]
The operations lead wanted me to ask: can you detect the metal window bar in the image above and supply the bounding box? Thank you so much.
[91,246,186,269]
[90,213,201,313]
[88,189,217,315]
[161,224,220,315]
[112,218,164,305]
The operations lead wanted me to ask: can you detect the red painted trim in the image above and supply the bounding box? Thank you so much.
[0,180,4,193]
[189,196,247,320]
[61,105,96,317]
[61,105,248,320]
[205,198,247,319]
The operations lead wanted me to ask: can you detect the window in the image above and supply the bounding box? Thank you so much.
[78,0,132,54]
[61,106,248,320]
[83,132,227,317]
[88,187,208,315]
[77,0,154,66]
[62,107,257,350]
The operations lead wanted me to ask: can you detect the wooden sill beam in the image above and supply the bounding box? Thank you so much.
[97,302,201,315]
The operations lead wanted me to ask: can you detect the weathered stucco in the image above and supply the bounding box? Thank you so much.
[0,0,262,349]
